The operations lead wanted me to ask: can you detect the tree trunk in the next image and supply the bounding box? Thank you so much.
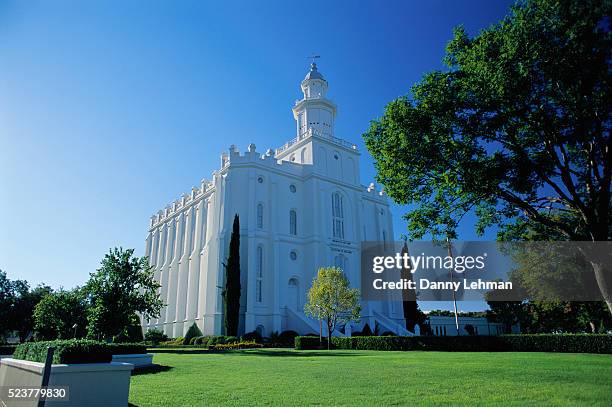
[589,321,597,333]
[327,318,332,350]
[590,261,612,314]
[319,319,322,344]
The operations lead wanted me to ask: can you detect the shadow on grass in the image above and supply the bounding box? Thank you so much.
[149,349,213,354]
[226,349,365,358]
[131,364,173,376]
[149,348,363,357]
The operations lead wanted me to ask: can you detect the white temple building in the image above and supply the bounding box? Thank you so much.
[143,63,409,338]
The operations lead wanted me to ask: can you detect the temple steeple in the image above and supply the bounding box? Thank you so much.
[292,62,337,138]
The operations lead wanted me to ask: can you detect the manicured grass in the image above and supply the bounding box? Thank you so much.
[129,349,612,406]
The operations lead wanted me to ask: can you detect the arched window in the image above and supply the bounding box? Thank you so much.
[289,210,297,235]
[334,254,348,272]
[332,193,344,239]
[288,278,299,310]
[256,246,263,302]
[256,204,263,229]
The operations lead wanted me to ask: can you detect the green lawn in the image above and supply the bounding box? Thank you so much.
[129,349,612,406]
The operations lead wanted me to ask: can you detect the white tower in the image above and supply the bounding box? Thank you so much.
[292,62,337,138]
[274,62,359,184]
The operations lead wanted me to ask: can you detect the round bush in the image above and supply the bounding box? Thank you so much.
[144,328,168,345]
[279,330,299,342]
[241,331,263,343]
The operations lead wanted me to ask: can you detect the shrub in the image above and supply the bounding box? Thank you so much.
[170,336,184,345]
[279,330,299,342]
[294,336,327,350]
[294,334,612,354]
[144,328,168,345]
[361,324,373,336]
[12,339,146,364]
[193,336,210,345]
[113,323,144,343]
[500,334,612,353]
[206,335,236,346]
[241,331,262,343]
[212,340,263,350]
[183,323,203,345]
[265,330,299,347]
[206,336,219,346]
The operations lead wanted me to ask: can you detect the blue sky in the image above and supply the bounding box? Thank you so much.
[0,0,514,309]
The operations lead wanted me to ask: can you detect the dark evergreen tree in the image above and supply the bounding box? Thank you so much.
[400,241,427,333]
[223,214,241,336]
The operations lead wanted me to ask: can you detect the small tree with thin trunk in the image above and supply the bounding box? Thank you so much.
[304,267,360,350]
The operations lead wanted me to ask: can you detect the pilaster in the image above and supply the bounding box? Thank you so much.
[186,199,204,324]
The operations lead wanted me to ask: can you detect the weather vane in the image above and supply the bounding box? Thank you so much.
[306,54,320,65]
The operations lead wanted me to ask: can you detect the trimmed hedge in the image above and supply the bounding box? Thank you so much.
[13,340,147,364]
[499,334,612,353]
[155,335,239,348]
[295,334,612,354]
[0,345,17,355]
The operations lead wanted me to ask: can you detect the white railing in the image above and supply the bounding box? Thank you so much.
[275,128,357,156]
[275,129,312,155]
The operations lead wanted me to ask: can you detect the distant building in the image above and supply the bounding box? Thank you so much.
[427,315,520,336]
[143,63,406,338]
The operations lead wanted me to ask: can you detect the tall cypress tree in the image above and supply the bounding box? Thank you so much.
[223,214,241,336]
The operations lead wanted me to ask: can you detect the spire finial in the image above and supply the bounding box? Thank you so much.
[306,54,320,68]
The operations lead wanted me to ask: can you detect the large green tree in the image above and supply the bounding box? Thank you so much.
[12,284,53,341]
[485,287,526,334]
[86,247,163,340]
[304,267,361,349]
[0,270,26,340]
[222,214,241,336]
[363,0,612,311]
[0,270,52,342]
[34,288,88,339]
[517,301,610,333]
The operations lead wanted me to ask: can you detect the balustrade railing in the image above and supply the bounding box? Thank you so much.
[275,128,357,155]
